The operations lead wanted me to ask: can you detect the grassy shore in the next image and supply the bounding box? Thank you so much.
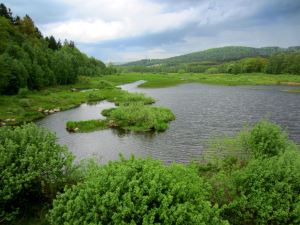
[1,73,300,125]
[104,72,300,88]
[0,77,154,125]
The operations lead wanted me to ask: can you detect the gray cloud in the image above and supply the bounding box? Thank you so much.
[2,0,300,62]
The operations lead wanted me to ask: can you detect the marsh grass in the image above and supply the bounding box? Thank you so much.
[2,73,300,125]
[0,81,154,124]
[67,104,175,133]
[103,104,176,132]
[66,120,107,132]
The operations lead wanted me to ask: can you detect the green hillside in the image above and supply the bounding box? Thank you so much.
[124,46,300,66]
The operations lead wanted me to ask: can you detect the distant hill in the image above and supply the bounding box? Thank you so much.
[124,46,300,66]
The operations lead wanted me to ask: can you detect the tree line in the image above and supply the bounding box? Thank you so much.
[121,53,300,75]
[0,3,116,95]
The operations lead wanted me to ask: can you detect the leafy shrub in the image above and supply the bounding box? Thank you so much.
[248,120,290,158]
[222,150,300,224]
[197,120,300,224]
[0,123,74,222]
[48,157,228,225]
[205,67,219,74]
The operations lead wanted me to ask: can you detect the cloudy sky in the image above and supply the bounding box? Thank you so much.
[3,0,300,62]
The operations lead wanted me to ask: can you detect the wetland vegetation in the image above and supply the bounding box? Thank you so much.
[2,121,300,225]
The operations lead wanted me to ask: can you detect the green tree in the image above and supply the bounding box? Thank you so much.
[0,3,13,22]
[0,54,27,94]
[47,35,59,50]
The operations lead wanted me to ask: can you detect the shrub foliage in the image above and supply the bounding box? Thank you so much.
[48,157,228,225]
[0,123,74,222]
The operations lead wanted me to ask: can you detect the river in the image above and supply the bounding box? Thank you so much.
[37,81,300,163]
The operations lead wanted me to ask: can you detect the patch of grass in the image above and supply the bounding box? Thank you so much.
[66,120,107,132]
[104,104,176,132]
[66,104,175,133]
[0,80,154,124]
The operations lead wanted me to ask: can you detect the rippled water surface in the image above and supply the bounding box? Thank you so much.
[37,82,300,163]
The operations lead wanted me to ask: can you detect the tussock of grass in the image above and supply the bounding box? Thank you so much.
[103,104,175,132]
[66,120,107,132]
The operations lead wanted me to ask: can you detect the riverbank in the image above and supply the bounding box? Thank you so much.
[0,78,154,126]
[1,73,300,125]
[104,72,300,88]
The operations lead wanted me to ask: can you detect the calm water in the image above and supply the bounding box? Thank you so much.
[37,82,300,163]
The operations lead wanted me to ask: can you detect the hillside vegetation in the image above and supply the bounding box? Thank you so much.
[0,3,116,95]
[122,46,300,75]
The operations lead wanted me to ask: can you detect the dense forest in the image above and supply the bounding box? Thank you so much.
[122,46,300,75]
[0,3,116,95]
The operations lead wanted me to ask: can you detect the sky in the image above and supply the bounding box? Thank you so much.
[3,0,300,62]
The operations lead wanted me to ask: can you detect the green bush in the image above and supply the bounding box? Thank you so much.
[0,123,74,222]
[222,150,300,224]
[197,120,300,224]
[248,120,290,158]
[48,157,228,225]
[205,67,219,74]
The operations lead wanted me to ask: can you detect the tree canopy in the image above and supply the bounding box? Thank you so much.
[0,3,116,95]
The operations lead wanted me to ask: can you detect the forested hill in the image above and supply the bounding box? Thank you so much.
[124,46,300,66]
[0,3,116,95]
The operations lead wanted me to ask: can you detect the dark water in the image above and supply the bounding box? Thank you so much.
[37,82,300,163]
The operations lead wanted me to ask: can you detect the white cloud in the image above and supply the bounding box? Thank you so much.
[36,0,300,61]
[41,0,198,43]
